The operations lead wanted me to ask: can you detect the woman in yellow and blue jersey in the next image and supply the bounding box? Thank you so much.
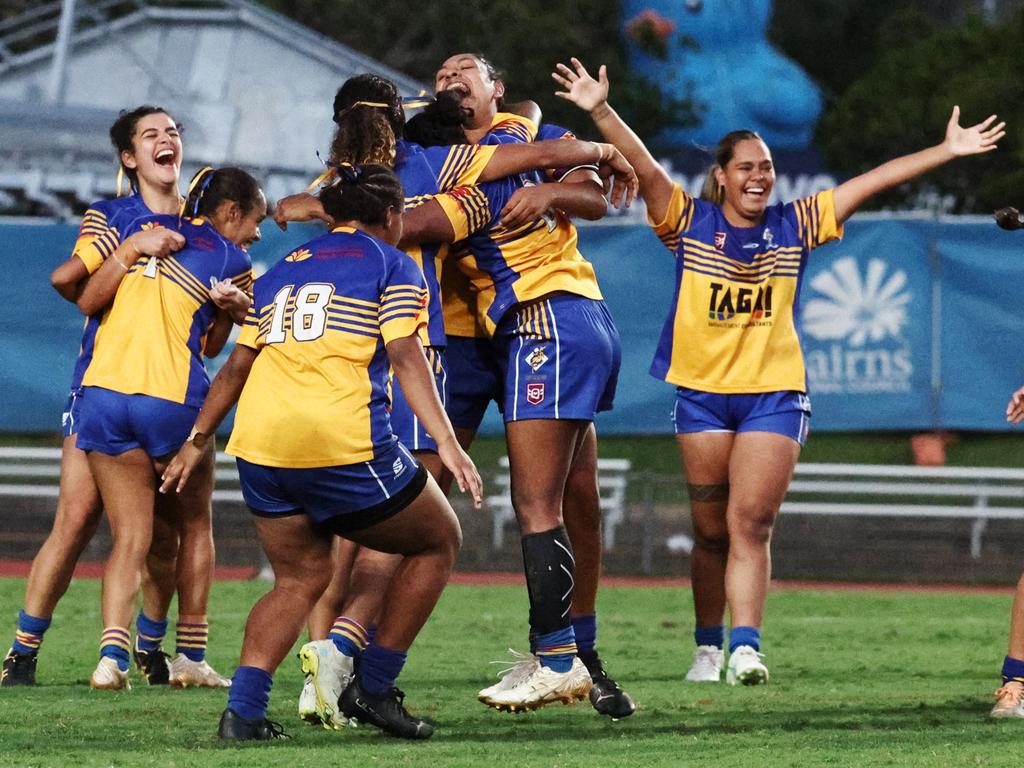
[161,164,482,741]
[554,57,1005,686]
[2,107,229,690]
[270,75,638,728]
[73,166,262,691]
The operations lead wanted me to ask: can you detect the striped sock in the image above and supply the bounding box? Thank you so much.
[359,643,407,695]
[100,626,131,671]
[728,625,761,653]
[571,614,597,655]
[12,610,51,655]
[535,626,577,673]
[1002,655,1024,686]
[134,612,167,653]
[329,617,369,658]
[228,666,273,721]
[175,622,208,662]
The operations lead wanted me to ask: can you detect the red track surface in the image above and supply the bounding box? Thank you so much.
[0,560,1013,594]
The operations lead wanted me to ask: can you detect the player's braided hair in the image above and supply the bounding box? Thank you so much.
[184,166,263,219]
[330,74,404,168]
[700,129,763,206]
[109,105,181,190]
[403,90,469,148]
[318,163,403,228]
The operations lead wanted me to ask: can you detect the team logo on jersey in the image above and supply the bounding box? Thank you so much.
[140,221,165,232]
[526,382,545,405]
[714,231,727,249]
[392,457,405,477]
[707,282,772,321]
[285,248,312,262]
[526,345,549,372]
[802,256,914,395]
[762,227,776,250]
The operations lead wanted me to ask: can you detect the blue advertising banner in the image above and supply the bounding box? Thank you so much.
[1,218,1022,435]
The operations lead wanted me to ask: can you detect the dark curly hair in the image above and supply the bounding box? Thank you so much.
[318,163,404,228]
[329,74,404,168]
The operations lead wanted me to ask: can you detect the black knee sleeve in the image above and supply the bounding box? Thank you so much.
[521,526,575,636]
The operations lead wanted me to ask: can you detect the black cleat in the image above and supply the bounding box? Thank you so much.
[217,708,289,741]
[133,646,170,685]
[1,650,38,686]
[578,650,636,720]
[339,678,433,740]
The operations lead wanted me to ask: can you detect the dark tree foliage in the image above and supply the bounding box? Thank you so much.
[257,0,698,142]
[817,11,1023,212]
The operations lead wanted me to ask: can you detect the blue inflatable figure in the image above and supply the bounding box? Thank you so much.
[623,0,822,149]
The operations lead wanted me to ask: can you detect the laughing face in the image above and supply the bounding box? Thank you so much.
[715,138,775,225]
[434,53,504,129]
[121,112,182,191]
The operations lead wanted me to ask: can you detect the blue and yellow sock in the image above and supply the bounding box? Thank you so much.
[571,614,597,655]
[135,612,167,653]
[329,617,369,658]
[695,624,726,649]
[100,626,131,671]
[12,610,50,655]
[228,666,273,721]
[728,625,761,653]
[176,622,208,662]
[1001,655,1024,686]
[359,643,407,695]
[535,626,577,673]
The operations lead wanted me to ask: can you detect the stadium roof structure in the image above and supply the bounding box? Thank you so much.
[0,0,427,216]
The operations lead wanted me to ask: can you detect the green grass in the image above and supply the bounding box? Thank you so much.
[0,577,1019,767]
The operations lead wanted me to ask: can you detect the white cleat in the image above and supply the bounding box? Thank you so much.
[478,649,540,704]
[485,656,592,712]
[298,676,319,724]
[992,682,1024,718]
[168,654,231,688]
[298,640,354,729]
[90,657,131,690]
[685,645,724,682]
[726,645,769,686]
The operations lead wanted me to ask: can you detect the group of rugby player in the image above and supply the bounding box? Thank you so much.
[1,49,1009,739]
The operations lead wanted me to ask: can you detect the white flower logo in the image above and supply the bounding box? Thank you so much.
[802,257,911,347]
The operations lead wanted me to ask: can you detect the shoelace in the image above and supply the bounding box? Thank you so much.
[488,649,536,680]
[264,719,290,739]
[994,684,1024,704]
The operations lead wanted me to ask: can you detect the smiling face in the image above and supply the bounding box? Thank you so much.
[213,193,267,251]
[715,138,775,225]
[434,53,504,129]
[121,112,182,192]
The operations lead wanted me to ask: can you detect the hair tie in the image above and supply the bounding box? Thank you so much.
[333,99,391,122]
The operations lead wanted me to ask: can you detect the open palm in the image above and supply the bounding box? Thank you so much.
[945,106,1005,156]
[552,58,609,113]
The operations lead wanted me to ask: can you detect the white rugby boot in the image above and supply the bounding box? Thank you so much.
[168,654,231,688]
[478,649,540,704]
[298,639,354,729]
[992,682,1024,718]
[485,656,592,712]
[90,657,131,690]
[725,645,769,686]
[685,645,724,682]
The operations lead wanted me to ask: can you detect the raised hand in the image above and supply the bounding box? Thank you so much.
[552,58,610,114]
[597,144,638,208]
[1007,386,1024,424]
[273,192,332,231]
[944,106,1005,157]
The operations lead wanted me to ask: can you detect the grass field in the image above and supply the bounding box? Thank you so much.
[0,577,1019,768]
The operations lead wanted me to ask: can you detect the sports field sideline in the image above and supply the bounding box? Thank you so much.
[0,575,1018,768]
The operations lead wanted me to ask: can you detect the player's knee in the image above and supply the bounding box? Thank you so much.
[692,528,729,554]
[730,504,778,545]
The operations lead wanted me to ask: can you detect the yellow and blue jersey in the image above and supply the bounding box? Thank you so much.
[649,184,843,393]
[226,227,428,468]
[82,214,253,406]
[395,112,537,348]
[434,169,604,334]
[67,193,153,391]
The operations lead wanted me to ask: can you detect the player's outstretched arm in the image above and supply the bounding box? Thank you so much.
[553,58,675,223]
[160,343,258,494]
[398,200,458,248]
[832,106,1005,225]
[386,334,483,507]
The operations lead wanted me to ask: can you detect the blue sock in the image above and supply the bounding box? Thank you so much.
[729,626,761,653]
[366,624,378,645]
[572,614,597,655]
[329,617,369,658]
[359,643,407,695]
[695,624,726,649]
[12,610,51,654]
[228,666,273,721]
[535,626,576,673]
[1002,656,1024,685]
[134,612,167,653]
